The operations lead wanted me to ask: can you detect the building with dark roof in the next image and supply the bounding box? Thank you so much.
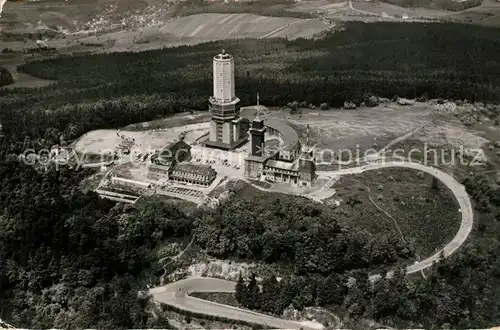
[148,140,216,187]
[170,163,217,186]
[151,140,191,166]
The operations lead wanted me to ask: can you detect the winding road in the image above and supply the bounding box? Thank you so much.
[317,160,473,277]
[150,159,473,329]
[150,277,322,330]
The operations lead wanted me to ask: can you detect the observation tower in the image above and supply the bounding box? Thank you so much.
[205,50,246,150]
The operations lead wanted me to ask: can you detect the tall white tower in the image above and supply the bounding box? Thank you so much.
[213,50,236,103]
[206,50,243,150]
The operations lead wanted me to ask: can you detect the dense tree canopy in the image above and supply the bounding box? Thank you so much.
[234,172,500,328]
[0,66,13,87]
[0,154,194,328]
[1,20,500,329]
[194,189,412,274]
[2,22,500,150]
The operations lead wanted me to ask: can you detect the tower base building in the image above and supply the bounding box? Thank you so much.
[202,51,316,187]
[204,98,249,150]
[204,50,249,150]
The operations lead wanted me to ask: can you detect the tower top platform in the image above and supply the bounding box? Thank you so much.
[214,50,233,61]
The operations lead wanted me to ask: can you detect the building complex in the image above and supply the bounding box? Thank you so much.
[243,110,315,187]
[144,50,315,189]
[148,140,217,187]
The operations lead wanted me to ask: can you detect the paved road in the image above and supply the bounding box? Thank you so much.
[150,160,473,327]
[150,277,322,330]
[317,160,473,279]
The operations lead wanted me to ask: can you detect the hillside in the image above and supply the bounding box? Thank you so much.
[78,13,331,52]
[1,16,500,330]
[1,21,499,144]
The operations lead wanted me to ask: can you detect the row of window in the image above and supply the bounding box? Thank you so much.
[216,124,223,140]
[171,172,212,181]
[264,173,298,184]
[149,167,169,174]
[264,167,298,176]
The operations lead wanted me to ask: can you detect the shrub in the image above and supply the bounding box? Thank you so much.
[0,67,13,87]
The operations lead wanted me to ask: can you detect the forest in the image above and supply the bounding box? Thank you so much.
[1,22,500,151]
[0,158,409,328]
[1,159,500,329]
[194,188,413,273]
[1,20,500,328]
[0,160,183,328]
[230,172,500,329]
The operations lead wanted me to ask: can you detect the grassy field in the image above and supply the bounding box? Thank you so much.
[74,13,330,53]
[331,168,460,258]
[379,0,482,11]
[448,0,500,26]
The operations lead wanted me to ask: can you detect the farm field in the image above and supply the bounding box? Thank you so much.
[79,13,331,52]
[352,1,441,18]
[0,13,332,53]
[4,0,499,56]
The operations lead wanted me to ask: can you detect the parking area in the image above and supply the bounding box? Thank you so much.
[190,146,245,178]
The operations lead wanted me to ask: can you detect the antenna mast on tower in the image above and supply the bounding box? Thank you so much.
[255,92,261,121]
[306,124,310,150]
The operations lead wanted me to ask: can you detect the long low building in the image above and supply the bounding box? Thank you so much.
[111,176,152,190]
[150,161,217,187]
[264,118,300,160]
[147,140,217,187]
[170,162,217,186]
